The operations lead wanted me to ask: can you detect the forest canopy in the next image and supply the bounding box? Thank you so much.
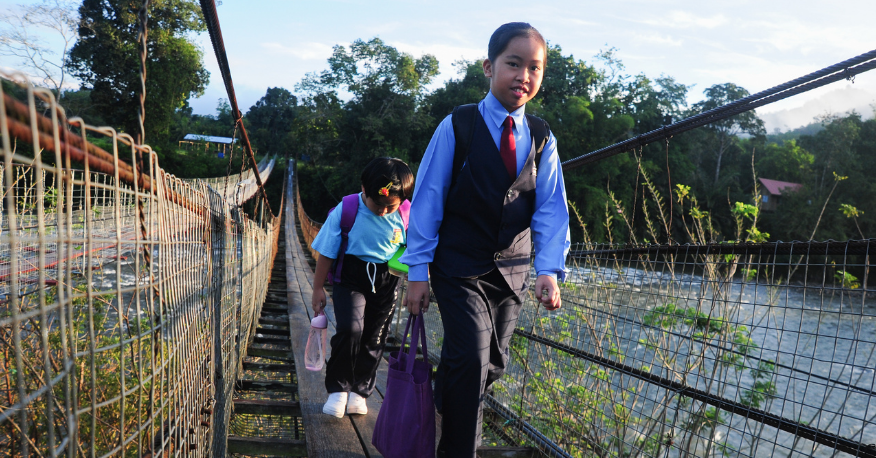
[46,27,876,244]
[248,39,873,244]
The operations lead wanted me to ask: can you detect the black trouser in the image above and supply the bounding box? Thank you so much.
[325,255,400,397]
[431,264,523,458]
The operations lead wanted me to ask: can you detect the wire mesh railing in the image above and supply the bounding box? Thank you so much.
[193,154,277,207]
[0,71,280,457]
[294,182,322,264]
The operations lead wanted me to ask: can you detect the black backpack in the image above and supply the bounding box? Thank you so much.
[449,104,551,187]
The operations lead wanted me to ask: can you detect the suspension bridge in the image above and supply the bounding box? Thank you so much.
[2,2,876,456]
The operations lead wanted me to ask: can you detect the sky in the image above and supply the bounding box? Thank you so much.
[3,0,876,132]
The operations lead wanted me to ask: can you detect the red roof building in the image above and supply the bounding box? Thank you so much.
[758,178,803,211]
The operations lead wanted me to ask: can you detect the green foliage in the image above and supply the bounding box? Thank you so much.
[293,38,440,214]
[59,88,108,125]
[834,270,860,289]
[1,281,163,455]
[245,87,299,156]
[840,203,862,218]
[731,202,758,220]
[740,361,778,408]
[66,0,209,148]
[23,9,876,244]
[425,59,489,120]
[643,304,725,338]
[759,113,876,241]
[756,140,814,183]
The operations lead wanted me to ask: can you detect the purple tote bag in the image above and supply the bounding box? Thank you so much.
[372,313,436,458]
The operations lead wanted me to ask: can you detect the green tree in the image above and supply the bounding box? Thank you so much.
[802,113,861,195]
[755,140,814,184]
[425,59,489,123]
[691,83,765,186]
[66,0,209,147]
[245,87,299,156]
[170,98,234,141]
[294,37,439,213]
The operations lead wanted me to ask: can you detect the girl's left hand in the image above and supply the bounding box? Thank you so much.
[535,275,561,311]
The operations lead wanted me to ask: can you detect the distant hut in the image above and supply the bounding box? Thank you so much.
[178,134,238,158]
[758,178,803,212]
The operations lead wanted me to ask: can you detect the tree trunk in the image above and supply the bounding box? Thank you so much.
[714,135,728,185]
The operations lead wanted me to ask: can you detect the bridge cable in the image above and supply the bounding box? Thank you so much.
[198,0,274,218]
[562,48,876,171]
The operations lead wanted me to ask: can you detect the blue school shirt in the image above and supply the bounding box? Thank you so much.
[311,193,406,263]
[400,92,571,282]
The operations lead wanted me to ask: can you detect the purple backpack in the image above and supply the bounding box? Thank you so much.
[327,193,411,284]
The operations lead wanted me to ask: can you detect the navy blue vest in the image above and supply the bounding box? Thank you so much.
[433,112,539,296]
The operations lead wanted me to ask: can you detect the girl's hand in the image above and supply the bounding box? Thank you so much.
[404,281,430,315]
[312,288,327,314]
[535,275,561,311]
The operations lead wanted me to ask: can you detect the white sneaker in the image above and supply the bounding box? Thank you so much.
[346,392,368,415]
[323,392,348,418]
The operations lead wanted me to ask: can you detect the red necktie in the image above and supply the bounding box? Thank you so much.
[500,116,517,178]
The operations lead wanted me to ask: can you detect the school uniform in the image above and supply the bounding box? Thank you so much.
[400,92,571,457]
[311,193,406,397]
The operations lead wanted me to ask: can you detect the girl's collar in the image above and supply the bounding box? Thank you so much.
[484,91,526,130]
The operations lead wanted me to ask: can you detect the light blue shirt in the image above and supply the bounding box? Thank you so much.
[311,193,407,264]
[400,92,571,282]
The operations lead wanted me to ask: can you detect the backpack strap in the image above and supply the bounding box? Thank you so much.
[451,104,478,188]
[398,199,411,231]
[331,193,360,283]
[525,114,551,174]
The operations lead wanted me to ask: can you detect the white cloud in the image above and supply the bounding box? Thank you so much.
[739,18,875,55]
[552,17,601,28]
[631,32,682,47]
[260,42,334,61]
[639,11,728,29]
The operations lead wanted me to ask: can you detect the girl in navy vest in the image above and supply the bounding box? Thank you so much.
[311,157,414,418]
[400,23,571,457]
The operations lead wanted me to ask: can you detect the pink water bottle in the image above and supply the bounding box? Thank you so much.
[304,312,328,371]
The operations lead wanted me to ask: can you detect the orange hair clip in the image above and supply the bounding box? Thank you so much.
[379,182,393,197]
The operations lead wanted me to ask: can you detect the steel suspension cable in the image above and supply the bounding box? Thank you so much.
[562,48,876,170]
[198,0,273,217]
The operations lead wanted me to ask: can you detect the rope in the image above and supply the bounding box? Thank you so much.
[222,119,239,204]
[136,0,149,145]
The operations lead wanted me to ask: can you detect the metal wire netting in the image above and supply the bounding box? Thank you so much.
[0,72,280,457]
[192,154,277,207]
[495,244,876,457]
